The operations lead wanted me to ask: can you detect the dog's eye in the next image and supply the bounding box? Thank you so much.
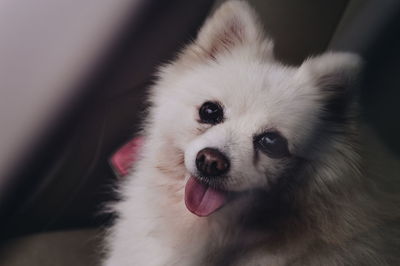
[254,132,289,158]
[199,101,223,124]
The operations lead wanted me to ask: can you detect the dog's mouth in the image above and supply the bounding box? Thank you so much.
[184,175,291,220]
[184,176,230,217]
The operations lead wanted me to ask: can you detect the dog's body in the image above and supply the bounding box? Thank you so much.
[103,1,400,265]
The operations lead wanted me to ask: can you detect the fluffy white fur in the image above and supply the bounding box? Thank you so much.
[102,1,400,265]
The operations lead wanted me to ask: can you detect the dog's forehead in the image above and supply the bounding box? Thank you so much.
[180,58,321,144]
[194,59,314,115]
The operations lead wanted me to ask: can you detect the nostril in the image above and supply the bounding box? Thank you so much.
[195,154,205,171]
[198,154,205,164]
[210,161,217,172]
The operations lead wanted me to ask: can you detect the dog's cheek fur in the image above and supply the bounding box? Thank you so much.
[142,87,200,180]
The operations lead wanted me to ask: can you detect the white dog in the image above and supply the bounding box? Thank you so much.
[103,1,400,265]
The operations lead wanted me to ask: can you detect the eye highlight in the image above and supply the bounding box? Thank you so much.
[254,131,289,159]
[199,101,224,125]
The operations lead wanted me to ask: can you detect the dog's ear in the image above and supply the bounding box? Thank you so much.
[300,52,362,94]
[299,52,363,123]
[183,1,273,62]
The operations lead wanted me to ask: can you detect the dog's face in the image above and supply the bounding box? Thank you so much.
[149,1,361,217]
[180,60,317,192]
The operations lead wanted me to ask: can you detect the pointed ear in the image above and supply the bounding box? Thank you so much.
[300,52,363,95]
[185,1,273,62]
[299,52,363,123]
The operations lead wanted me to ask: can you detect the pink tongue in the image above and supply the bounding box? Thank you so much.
[184,176,227,217]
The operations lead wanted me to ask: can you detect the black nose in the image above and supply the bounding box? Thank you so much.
[195,148,230,177]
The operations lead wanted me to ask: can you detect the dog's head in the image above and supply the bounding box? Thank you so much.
[149,1,361,218]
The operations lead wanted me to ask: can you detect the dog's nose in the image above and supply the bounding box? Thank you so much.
[195,148,230,176]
